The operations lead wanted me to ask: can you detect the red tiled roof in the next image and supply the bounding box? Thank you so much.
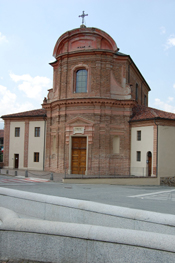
[1,109,47,119]
[130,105,175,122]
[0,130,4,137]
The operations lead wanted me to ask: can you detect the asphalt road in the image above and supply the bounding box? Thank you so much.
[0,175,175,215]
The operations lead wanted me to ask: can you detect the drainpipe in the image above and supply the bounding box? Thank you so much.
[154,119,158,178]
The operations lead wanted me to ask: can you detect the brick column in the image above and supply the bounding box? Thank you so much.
[23,120,29,168]
[59,107,66,173]
[92,108,101,175]
[61,59,68,99]
[95,58,101,97]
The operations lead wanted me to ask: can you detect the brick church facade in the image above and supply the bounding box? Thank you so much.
[42,26,150,176]
[3,25,175,182]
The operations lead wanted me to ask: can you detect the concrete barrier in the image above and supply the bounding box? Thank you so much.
[1,206,175,263]
[1,187,175,236]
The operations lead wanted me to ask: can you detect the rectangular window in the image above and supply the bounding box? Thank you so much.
[137,130,141,141]
[34,152,39,162]
[35,127,40,137]
[137,151,141,162]
[0,137,3,145]
[113,136,120,154]
[144,95,147,106]
[135,83,138,101]
[15,127,20,137]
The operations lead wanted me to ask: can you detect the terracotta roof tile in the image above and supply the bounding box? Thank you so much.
[130,105,175,122]
[1,109,47,119]
[0,130,4,137]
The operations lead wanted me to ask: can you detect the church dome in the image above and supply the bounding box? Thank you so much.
[53,27,118,58]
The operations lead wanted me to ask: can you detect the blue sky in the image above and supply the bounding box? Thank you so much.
[0,0,175,129]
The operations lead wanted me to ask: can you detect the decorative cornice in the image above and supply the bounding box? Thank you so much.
[49,49,115,66]
[42,97,136,110]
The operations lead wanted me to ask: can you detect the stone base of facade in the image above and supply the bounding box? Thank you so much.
[63,176,159,185]
[160,177,175,186]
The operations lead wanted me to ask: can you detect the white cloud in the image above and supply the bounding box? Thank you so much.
[0,32,8,44]
[0,84,16,105]
[10,73,52,100]
[10,73,33,83]
[167,97,174,103]
[0,72,51,120]
[0,84,34,117]
[165,35,175,49]
[160,26,166,35]
[154,98,175,113]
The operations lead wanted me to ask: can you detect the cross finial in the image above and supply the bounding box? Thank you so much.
[79,11,88,25]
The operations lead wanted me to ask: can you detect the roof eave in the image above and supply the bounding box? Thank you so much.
[1,114,47,119]
[129,117,175,123]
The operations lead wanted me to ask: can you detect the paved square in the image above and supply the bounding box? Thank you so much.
[1,174,175,215]
[129,189,175,201]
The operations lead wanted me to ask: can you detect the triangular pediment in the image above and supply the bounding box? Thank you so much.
[66,116,94,126]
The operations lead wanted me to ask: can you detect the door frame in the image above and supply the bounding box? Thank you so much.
[147,151,152,177]
[68,135,88,175]
[14,154,19,169]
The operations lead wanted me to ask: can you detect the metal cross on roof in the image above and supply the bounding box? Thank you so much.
[79,11,88,25]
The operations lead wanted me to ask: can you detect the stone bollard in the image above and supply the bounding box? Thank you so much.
[15,170,17,176]
[50,173,53,180]
[25,170,28,177]
[6,169,8,175]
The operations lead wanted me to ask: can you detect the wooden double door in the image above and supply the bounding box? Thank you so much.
[71,137,86,175]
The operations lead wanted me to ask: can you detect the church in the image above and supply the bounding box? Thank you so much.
[2,17,175,184]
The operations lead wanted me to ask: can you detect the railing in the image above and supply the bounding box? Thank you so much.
[0,169,54,181]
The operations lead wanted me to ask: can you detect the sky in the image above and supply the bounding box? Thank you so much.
[0,0,175,129]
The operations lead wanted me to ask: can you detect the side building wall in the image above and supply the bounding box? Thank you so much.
[130,125,154,176]
[9,122,25,169]
[158,125,175,178]
[6,120,45,171]
[28,121,45,171]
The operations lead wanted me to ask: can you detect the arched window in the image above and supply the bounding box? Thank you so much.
[76,69,87,93]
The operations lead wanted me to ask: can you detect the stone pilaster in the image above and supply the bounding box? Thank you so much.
[3,120,10,167]
[23,120,29,168]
